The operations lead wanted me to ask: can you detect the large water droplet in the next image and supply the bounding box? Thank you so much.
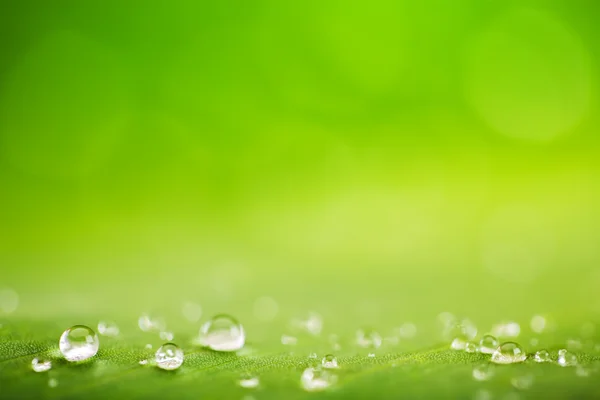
[300,367,337,392]
[31,358,52,372]
[322,354,338,369]
[155,343,184,370]
[479,334,499,354]
[97,321,119,337]
[472,363,494,381]
[198,314,245,352]
[59,325,99,362]
[557,349,577,367]
[491,342,527,364]
[356,329,382,349]
[534,349,551,363]
[238,374,260,388]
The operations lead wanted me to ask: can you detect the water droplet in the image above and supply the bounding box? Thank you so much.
[322,354,338,369]
[155,343,184,370]
[465,342,478,353]
[511,374,533,390]
[198,314,245,352]
[253,296,279,322]
[557,349,577,367]
[238,374,260,388]
[97,321,119,337]
[530,315,546,333]
[48,378,58,388]
[281,334,298,346]
[534,349,551,362]
[451,336,468,350]
[0,288,19,314]
[308,352,317,359]
[159,331,174,341]
[181,301,202,323]
[479,334,499,354]
[492,322,520,338]
[397,322,417,339]
[145,343,152,349]
[59,325,99,362]
[472,363,494,381]
[367,353,376,358]
[139,359,148,365]
[300,367,337,392]
[31,358,52,372]
[138,314,165,332]
[491,342,527,364]
[356,329,382,349]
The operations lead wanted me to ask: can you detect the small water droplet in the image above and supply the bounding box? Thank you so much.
[472,363,494,381]
[139,359,148,365]
[534,349,551,362]
[479,334,499,354]
[451,336,467,350]
[59,325,99,362]
[159,331,174,341]
[530,315,546,334]
[155,343,184,370]
[181,301,202,323]
[557,349,577,367]
[356,329,382,349]
[48,378,58,388]
[300,367,337,392]
[511,374,533,390]
[31,358,52,372]
[367,353,376,358]
[198,314,245,352]
[491,342,527,364]
[465,342,478,353]
[238,374,260,388]
[308,352,317,359]
[145,343,152,349]
[281,334,298,346]
[97,321,119,337]
[322,354,338,369]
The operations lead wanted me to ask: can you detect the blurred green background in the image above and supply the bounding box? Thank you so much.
[1,0,599,335]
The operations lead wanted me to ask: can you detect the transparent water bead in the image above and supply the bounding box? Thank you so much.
[472,363,494,381]
[308,352,317,359]
[139,359,148,365]
[451,336,468,350]
[31,358,52,372]
[557,349,577,367]
[155,343,184,370]
[322,354,338,369]
[465,342,478,353]
[356,329,382,349]
[59,325,99,362]
[300,367,337,392]
[534,349,551,363]
[479,334,499,354]
[97,321,119,337]
[491,342,527,364]
[238,374,260,388]
[199,314,245,352]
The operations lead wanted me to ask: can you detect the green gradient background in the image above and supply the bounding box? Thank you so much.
[1,0,599,333]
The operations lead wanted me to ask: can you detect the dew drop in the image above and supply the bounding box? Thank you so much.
[472,363,494,381]
[59,325,99,362]
[139,359,148,365]
[367,353,376,358]
[491,342,527,364]
[557,349,577,367]
[97,321,119,337]
[308,352,317,359]
[356,329,382,349]
[31,358,52,372]
[281,334,298,346]
[465,342,478,353]
[155,343,184,370]
[145,343,152,350]
[479,334,499,354]
[300,367,337,392]
[238,374,260,389]
[511,374,534,390]
[451,336,468,350]
[198,314,245,352]
[322,354,338,369]
[534,349,551,363]
[48,378,58,388]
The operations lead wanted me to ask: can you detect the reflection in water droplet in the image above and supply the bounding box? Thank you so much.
[198,314,245,352]
[491,342,527,364]
[31,358,52,372]
[451,336,467,350]
[557,349,577,367]
[479,335,499,354]
[155,343,184,370]
[59,325,99,362]
[322,354,338,369]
